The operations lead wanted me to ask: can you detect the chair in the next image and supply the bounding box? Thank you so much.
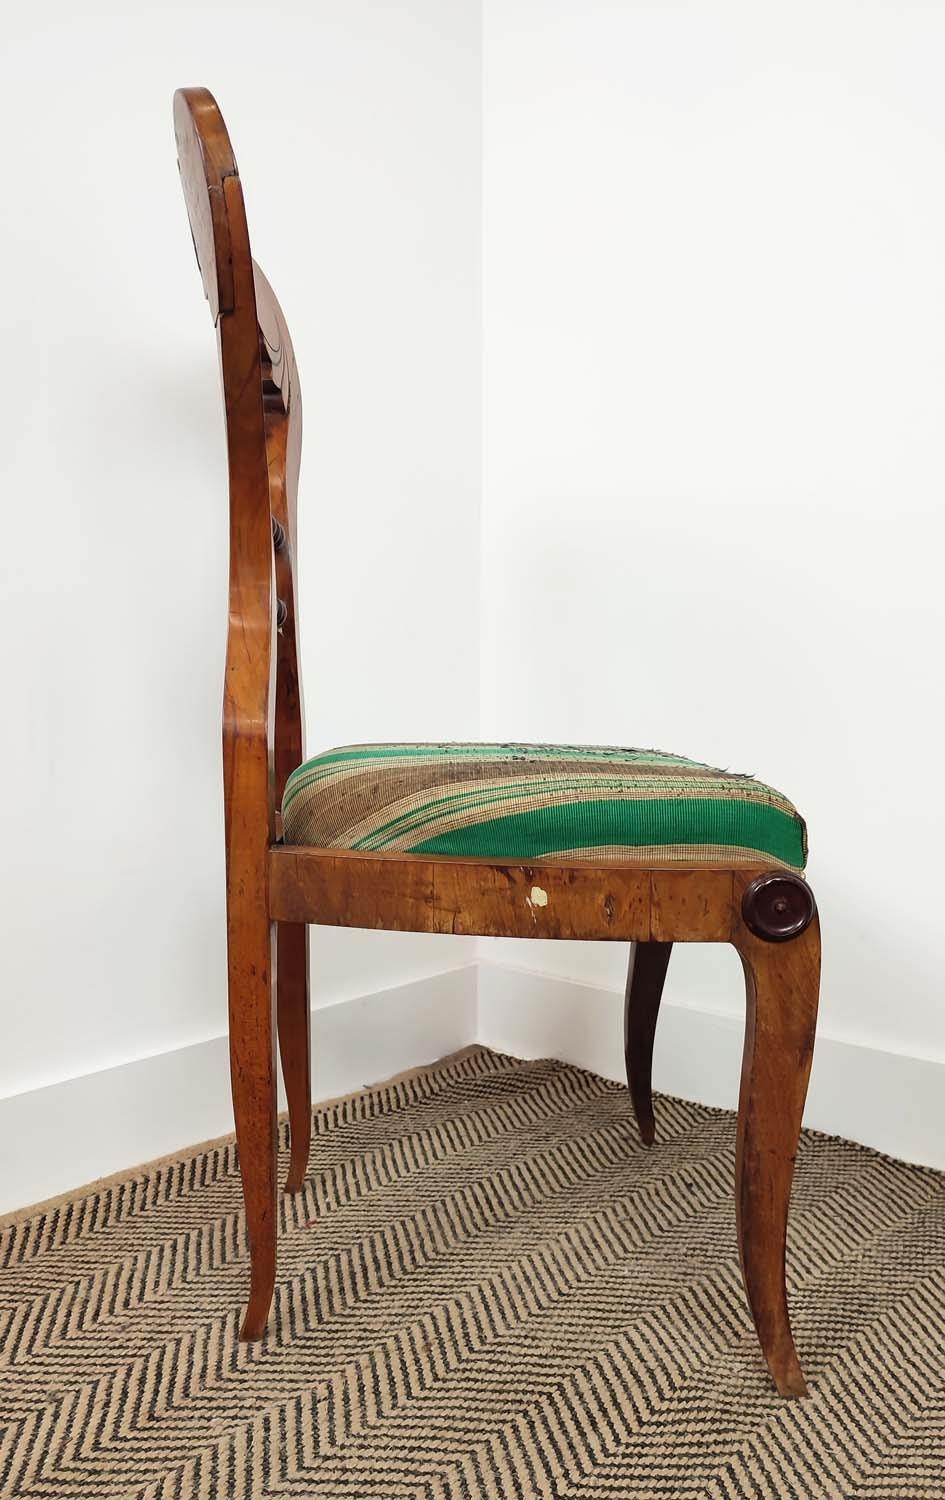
[173,87,821,1399]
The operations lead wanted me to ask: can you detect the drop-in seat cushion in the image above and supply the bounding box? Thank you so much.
[281,743,807,870]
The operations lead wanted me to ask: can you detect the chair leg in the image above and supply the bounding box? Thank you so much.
[228,908,278,1341]
[623,940,673,1145]
[277,921,312,1193]
[732,913,820,1397]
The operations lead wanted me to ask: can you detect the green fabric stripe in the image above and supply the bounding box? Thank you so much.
[351,777,790,852]
[408,798,805,869]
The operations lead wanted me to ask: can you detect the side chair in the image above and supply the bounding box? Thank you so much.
[173,88,822,1398]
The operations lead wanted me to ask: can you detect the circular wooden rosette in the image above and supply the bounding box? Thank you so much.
[741,871,816,943]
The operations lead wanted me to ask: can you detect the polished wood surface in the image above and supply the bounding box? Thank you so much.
[733,897,821,1399]
[268,849,739,941]
[255,260,311,1192]
[277,921,311,1193]
[623,941,673,1146]
[176,88,278,1340]
[174,86,822,1395]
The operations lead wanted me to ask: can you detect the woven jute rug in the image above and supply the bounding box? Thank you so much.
[2,1047,945,1498]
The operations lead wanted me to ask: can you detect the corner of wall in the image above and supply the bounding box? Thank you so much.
[473,958,945,1171]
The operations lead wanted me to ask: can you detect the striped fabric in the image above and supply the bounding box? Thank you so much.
[282,743,807,869]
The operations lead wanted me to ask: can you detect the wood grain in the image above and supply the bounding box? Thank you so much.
[276,921,310,1194]
[269,849,753,941]
[174,88,236,322]
[253,265,311,1188]
[623,941,673,1146]
[732,873,821,1398]
[650,867,734,942]
[176,89,278,1340]
[268,848,437,933]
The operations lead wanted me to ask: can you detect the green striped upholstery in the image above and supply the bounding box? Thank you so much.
[282,743,807,870]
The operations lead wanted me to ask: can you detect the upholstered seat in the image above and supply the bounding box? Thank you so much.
[282,743,807,869]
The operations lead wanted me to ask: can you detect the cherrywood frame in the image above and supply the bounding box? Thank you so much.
[174,88,822,1398]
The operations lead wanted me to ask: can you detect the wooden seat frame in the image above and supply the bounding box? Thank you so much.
[174,88,821,1399]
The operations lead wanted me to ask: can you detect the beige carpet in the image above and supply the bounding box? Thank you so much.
[2,1046,944,1498]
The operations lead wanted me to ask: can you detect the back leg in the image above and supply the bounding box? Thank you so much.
[277,921,311,1193]
[623,941,672,1145]
[228,906,278,1341]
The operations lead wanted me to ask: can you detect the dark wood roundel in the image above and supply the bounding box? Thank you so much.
[741,871,816,943]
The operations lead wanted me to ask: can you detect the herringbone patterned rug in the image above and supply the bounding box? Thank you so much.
[2,1047,944,1498]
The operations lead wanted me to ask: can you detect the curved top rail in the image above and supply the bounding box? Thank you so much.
[173,87,306,842]
[173,87,241,324]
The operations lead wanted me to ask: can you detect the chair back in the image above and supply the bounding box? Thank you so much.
[173,88,305,850]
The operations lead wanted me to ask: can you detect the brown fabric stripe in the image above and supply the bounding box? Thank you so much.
[539,842,799,868]
[313,777,794,851]
[287,758,779,837]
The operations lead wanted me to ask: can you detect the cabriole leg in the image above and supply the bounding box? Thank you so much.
[277,921,311,1193]
[623,940,673,1145]
[733,873,820,1397]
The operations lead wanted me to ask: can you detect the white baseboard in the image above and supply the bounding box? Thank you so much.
[476,961,945,1172]
[5,955,942,1219]
[0,965,477,1217]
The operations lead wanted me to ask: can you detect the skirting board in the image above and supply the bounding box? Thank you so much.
[476,961,945,1172]
[5,955,942,1218]
[0,965,477,1218]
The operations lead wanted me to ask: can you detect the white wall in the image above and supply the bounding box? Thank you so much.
[481,1,945,1083]
[0,0,480,1108]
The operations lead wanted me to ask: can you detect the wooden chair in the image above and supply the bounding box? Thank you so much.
[173,88,822,1399]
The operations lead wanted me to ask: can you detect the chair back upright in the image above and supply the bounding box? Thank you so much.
[173,87,305,862]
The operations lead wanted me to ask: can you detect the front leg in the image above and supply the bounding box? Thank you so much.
[732,872,820,1397]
